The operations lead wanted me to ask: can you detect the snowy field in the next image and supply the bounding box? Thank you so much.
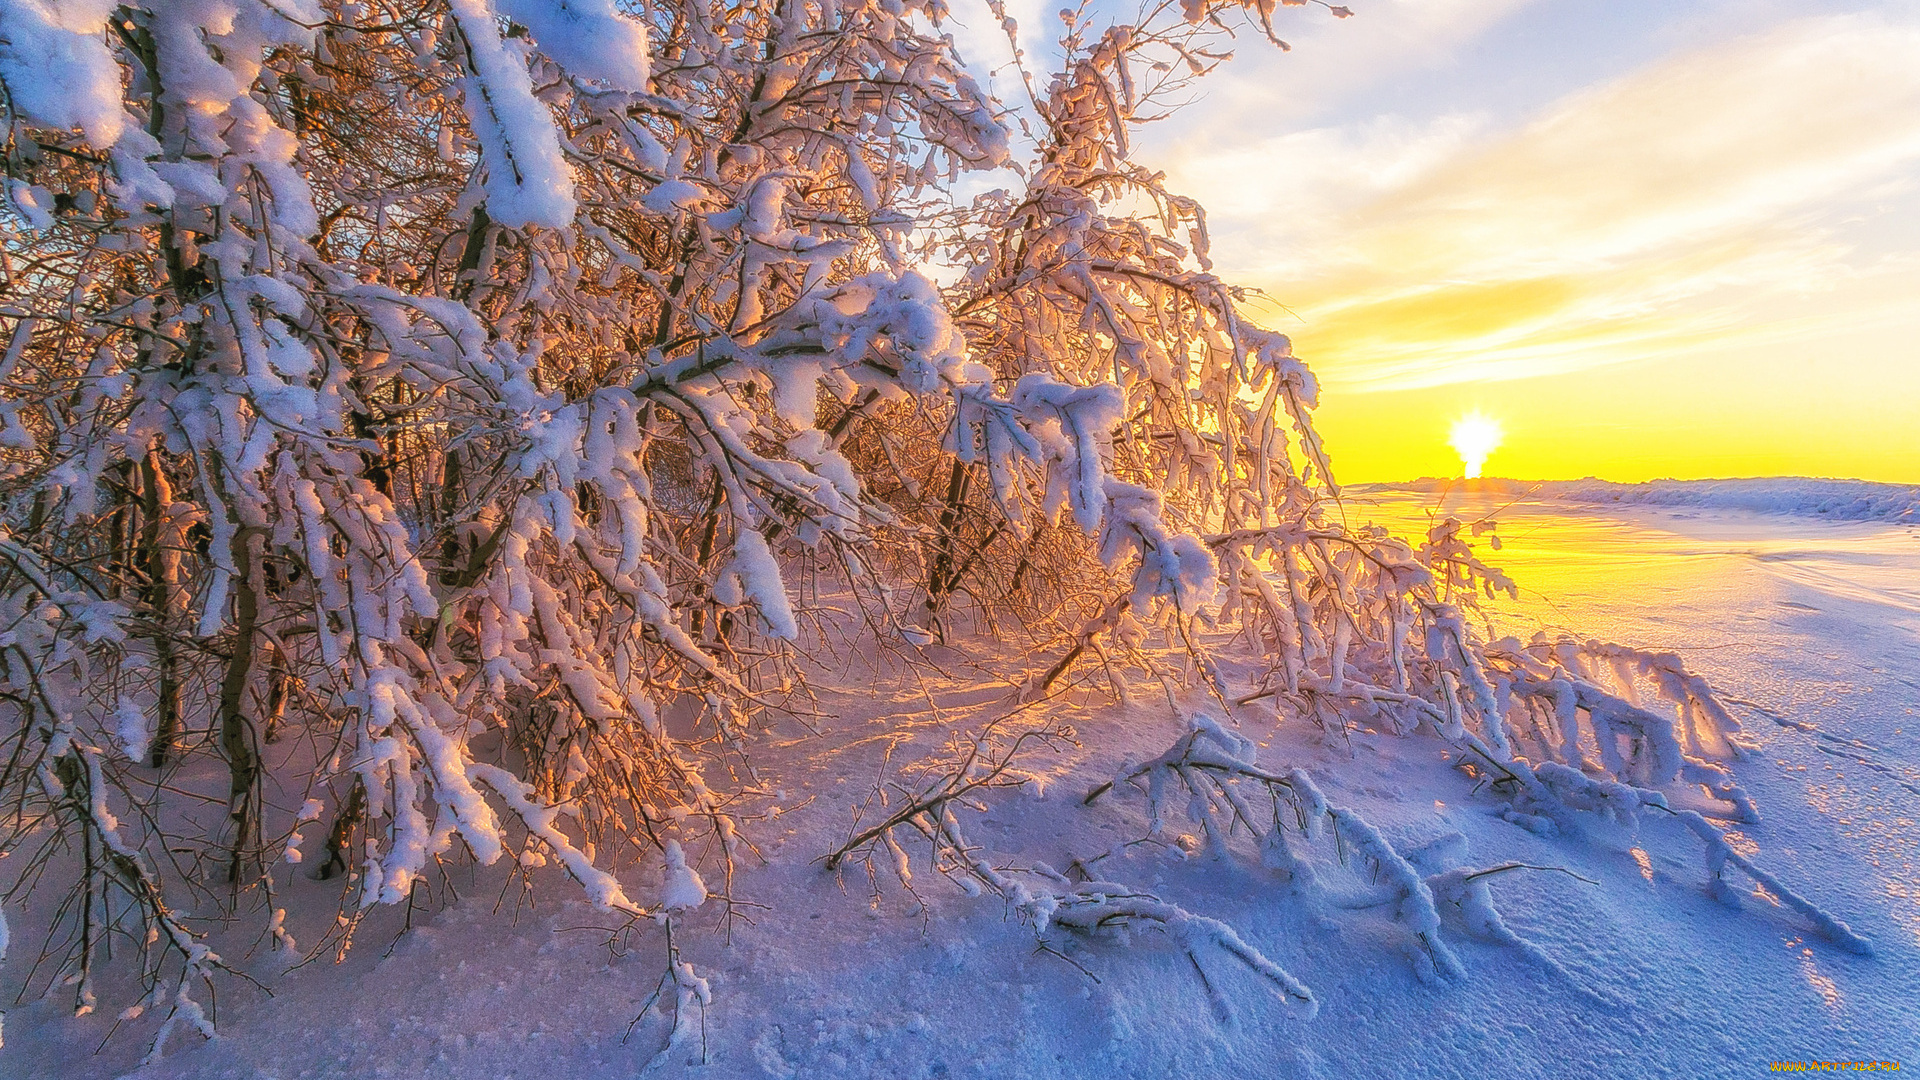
[6,485,1918,1079]
[1368,477,1920,524]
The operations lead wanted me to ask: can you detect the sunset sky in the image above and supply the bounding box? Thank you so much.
[1134,0,1920,483]
[1038,0,1920,484]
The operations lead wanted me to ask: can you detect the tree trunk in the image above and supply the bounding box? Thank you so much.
[317,777,367,882]
[219,527,266,883]
[923,460,972,621]
[139,452,183,768]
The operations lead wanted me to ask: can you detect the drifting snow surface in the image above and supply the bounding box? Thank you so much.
[1372,476,1920,523]
[5,487,1920,1077]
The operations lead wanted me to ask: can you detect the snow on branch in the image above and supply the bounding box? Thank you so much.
[1485,635,1757,822]
[1676,811,1872,956]
[1086,716,1463,983]
[827,716,1317,1023]
[448,0,579,228]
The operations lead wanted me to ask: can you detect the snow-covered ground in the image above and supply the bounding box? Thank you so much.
[1366,477,1920,523]
[5,487,1918,1078]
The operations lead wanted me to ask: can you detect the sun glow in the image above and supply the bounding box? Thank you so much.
[1449,412,1503,478]
[1157,14,1920,483]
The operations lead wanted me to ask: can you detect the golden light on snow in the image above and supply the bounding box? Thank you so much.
[1448,412,1502,478]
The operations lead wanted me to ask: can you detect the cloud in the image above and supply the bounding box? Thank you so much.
[1162,11,1920,391]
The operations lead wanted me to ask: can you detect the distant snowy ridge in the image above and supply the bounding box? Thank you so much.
[1364,477,1920,523]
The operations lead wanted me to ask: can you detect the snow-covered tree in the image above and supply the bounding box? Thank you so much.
[0,0,1864,1058]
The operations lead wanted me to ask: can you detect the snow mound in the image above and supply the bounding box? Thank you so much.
[660,840,709,911]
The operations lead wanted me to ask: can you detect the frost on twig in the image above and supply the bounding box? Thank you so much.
[0,565,244,1062]
[1418,858,1607,1002]
[1222,513,1757,832]
[622,845,715,1069]
[1675,811,1872,956]
[1486,637,1757,823]
[1087,716,1463,983]
[826,718,1317,1024]
[1473,737,1872,958]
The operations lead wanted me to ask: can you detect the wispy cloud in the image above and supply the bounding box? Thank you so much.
[1163,12,1920,390]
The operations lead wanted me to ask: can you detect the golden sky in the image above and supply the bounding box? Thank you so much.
[1147,1,1920,483]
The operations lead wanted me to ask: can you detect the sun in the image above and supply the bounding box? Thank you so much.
[1449,412,1503,479]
